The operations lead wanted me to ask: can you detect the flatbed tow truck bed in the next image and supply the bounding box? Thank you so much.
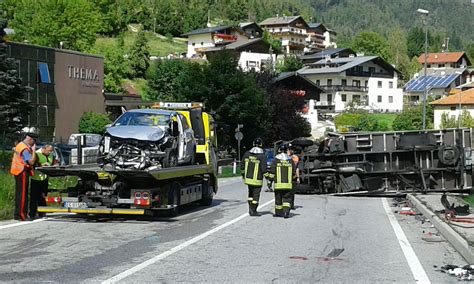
[37,164,217,216]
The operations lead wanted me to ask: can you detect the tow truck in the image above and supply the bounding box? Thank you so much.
[38,102,218,216]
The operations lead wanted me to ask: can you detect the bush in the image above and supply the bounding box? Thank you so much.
[0,171,14,220]
[356,115,389,132]
[78,112,112,134]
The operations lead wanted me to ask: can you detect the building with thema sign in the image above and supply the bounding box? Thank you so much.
[6,42,104,142]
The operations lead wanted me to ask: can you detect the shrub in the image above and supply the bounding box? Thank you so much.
[78,112,112,134]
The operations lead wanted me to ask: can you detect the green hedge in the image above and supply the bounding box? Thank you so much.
[0,171,14,220]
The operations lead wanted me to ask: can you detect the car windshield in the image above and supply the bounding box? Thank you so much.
[114,112,170,126]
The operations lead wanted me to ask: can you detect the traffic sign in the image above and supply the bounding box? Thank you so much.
[235,131,243,141]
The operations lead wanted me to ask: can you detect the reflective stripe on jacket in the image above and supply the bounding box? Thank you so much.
[275,159,293,190]
[10,142,32,176]
[241,148,267,187]
[31,151,53,181]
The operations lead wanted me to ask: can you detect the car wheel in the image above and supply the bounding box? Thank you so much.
[163,149,178,168]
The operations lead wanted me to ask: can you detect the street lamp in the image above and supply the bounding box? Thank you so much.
[455,70,464,128]
[417,8,429,130]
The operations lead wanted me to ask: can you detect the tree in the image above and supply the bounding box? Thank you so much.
[356,114,389,132]
[262,31,282,55]
[129,29,150,78]
[440,112,457,129]
[0,18,31,137]
[277,55,303,73]
[466,43,474,65]
[8,0,100,52]
[351,31,392,62]
[78,112,112,134]
[392,104,433,131]
[407,27,425,59]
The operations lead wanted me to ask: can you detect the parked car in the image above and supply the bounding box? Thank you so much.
[98,109,196,170]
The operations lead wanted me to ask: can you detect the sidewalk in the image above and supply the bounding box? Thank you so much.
[408,193,474,264]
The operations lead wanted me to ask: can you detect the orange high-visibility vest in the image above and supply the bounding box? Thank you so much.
[10,142,32,176]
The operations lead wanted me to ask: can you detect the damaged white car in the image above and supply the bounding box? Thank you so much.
[98,109,196,170]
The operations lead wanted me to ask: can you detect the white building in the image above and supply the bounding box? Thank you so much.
[204,38,276,72]
[431,88,474,129]
[259,16,309,55]
[181,26,247,58]
[298,56,403,113]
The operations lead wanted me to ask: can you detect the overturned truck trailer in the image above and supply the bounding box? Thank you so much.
[294,128,474,195]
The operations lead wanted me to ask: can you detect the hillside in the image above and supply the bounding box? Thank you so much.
[93,30,186,57]
[302,0,474,50]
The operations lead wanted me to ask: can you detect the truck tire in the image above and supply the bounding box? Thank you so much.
[200,185,214,206]
[169,183,180,217]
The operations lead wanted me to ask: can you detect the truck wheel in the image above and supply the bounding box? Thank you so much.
[200,189,214,206]
[169,183,180,217]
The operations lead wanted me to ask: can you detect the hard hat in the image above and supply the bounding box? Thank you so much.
[278,143,289,153]
[253,137,263,147]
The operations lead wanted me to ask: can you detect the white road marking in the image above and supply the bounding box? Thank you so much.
[102,199,275,284]
[0,214,73,231]
[0,218,47,230]
[382,198,431,284]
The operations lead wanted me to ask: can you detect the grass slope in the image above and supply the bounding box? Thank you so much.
[93,31,186,57]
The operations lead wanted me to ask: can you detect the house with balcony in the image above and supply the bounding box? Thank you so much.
[305,23,337,54]
[259,16,309,55]
[298,56,403,113]
[182,26,247,58]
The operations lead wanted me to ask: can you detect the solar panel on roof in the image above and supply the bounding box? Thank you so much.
[405,74,459,92]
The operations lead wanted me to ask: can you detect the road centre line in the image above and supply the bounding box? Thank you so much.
[102,199,275,284]
[382,198,430,284]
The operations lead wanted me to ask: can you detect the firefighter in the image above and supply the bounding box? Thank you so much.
[10,133,37,221]
[287,145,301,210]
[268,144,295,218]
[30,144,58,219]
[241,138,267,216]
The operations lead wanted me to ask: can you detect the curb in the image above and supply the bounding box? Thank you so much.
[407,194,474,264]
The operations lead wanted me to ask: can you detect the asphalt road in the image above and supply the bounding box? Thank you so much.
[0,177,467,283]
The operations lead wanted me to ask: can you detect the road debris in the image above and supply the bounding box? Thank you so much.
[438,264,474,281]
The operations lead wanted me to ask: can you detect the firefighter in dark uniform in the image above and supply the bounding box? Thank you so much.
[268,144,295,218]
[241,138,267,216]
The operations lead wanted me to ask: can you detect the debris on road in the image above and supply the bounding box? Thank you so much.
[441,193,470,215]
[438,264,474,281]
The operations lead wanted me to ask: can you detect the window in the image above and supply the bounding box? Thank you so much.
[201,42,204,46]
[389,81,393,89]
[450,106,456,111]
[327,79,332,86]
[355,66,363,72]
[341,79,347,86]
[389,96,393,103]
[352,80,360,87]
[378,81,382,88]
[341,94,347,102]
[369,67,375,73]
[377,96,382,103]
[279,28,282,32]
[38,62,51,84]
[439,64,445,67]
[192,42,195,46]
[327,94,332,103]
[365,80,368,87]
[316,80,320,86]
[427,64,431,68]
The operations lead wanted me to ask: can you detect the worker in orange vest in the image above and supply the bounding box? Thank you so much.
[10,133,38,221]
